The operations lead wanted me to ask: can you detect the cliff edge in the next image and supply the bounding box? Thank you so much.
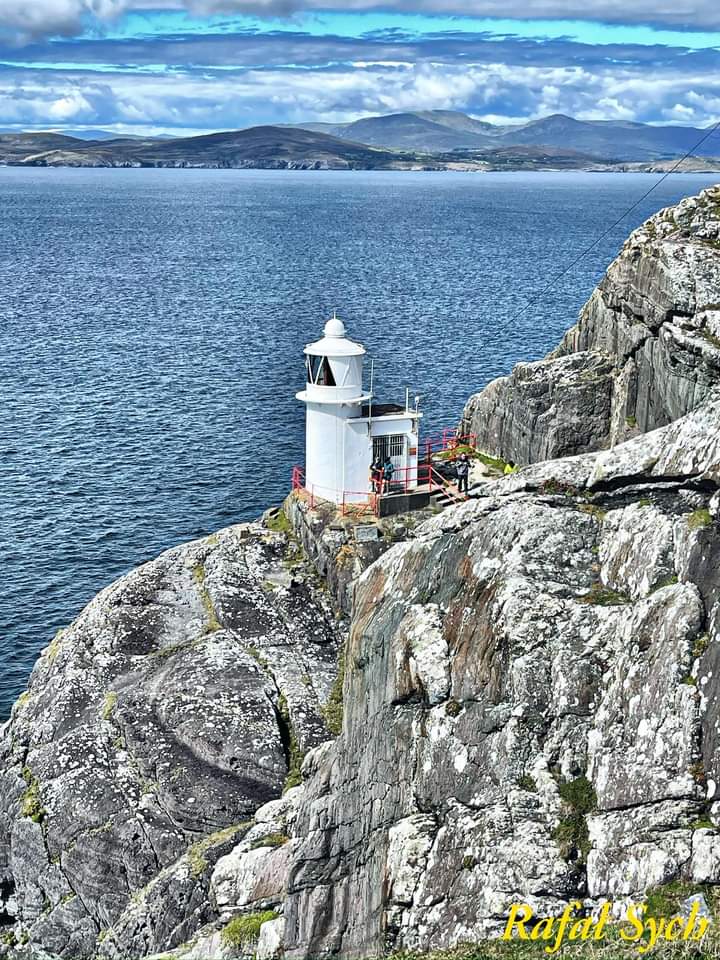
[461,185,720,464]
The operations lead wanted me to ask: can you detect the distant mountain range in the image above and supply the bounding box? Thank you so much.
[292,111,715,161]
[1,112,718,172]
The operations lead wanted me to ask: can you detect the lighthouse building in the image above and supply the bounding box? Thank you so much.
[296,315,421,506]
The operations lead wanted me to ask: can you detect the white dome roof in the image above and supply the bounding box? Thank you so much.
[304,314,365,357]
[324,315,346,338]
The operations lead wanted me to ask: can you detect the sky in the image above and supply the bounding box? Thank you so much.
[1,1,719,136]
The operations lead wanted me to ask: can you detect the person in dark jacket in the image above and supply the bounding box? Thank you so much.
[370,456,383,493]
[382,456,394,494]
[456,453,470,495]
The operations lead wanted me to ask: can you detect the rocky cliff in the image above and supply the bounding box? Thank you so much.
[0,521,343,957]
[1,184,720,960]
[461,185,720,465]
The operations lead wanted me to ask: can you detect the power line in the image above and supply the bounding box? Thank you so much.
[507,116,720,324]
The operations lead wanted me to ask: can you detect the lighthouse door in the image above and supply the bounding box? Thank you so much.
[372,434,407,480]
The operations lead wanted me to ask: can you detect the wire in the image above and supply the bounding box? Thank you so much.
[507,116,720,324]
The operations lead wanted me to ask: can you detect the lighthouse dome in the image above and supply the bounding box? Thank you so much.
[304,314,365,358]
[324,315,346,338]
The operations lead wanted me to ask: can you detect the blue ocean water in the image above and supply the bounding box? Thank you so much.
[1,168,717,717]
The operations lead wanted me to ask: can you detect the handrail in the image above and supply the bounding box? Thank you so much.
[429,465,466,504]
[290,428,471,517]
[421,431,477,461]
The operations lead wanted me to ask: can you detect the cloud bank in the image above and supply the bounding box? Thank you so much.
[0,2,718,135]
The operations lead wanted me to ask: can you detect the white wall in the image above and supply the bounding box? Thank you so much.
[305,403,372,504]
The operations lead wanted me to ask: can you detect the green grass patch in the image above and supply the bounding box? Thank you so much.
[644,880,720,922]
[435,444,481,462]
[21,768,46,824]
[221,910,279,949]
[278,694,304,792]
[186,822,252,878]
[516,775,537,793]
[380,935,720,960]
[694,634,710,659]
[688,508,712,530]
[266,509,292,534]
[552,775,597,863]
[625,414,637,427]
[250,832,289,849]
[478,452,512,473]
[192,563,221,632]
[101,691,118,721]
[651,574,678,593]
[321,644,346,736]
[578,583,630,606]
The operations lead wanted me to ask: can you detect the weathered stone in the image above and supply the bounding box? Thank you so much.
[0,522,341,958]
[462,184,720,465]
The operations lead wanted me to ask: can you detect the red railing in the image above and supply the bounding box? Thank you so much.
[290,460,469,516]
[289,426,477,516]
[421,429,477,461]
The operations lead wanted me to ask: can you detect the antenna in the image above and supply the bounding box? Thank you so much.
[369,359,374,422]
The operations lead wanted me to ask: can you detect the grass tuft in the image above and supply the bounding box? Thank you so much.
[101,691,118,721]
[21,769,46,824]
[250,832,289,850]
[192,563,221,632]
[578,583,630,606]
[266,509,292,534]
[552,775,597,863]
[688,508,712,530]
[186,822,252,878]
[321,644,346,736]
[221,910,279,949]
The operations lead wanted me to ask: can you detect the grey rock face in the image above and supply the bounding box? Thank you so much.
[461,351,615,465]
[462,184,720,464]
[281,398,720,957]
[0,522,341,957]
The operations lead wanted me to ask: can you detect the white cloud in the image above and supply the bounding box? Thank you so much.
[3,58,720,133]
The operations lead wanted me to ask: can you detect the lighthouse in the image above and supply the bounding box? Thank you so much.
[295,314,421,508]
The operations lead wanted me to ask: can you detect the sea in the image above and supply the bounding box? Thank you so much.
[1,168,717,718]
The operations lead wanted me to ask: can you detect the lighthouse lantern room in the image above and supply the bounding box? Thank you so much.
[296,314,421,507]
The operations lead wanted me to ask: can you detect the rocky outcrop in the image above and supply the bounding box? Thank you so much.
[2,184,720,960]
[280,393,720,957]
[462,184,720,465]
[0,522,342,957]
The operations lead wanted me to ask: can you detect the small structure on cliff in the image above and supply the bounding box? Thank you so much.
[295,314,424,514]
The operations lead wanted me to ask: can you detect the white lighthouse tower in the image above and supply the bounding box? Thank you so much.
[295,313,421,509]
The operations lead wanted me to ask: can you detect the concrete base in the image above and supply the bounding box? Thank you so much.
[377,490,431,517]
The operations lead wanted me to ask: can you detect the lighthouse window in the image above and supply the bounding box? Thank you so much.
[306,356,321,382]
[316,357,336,387]
[306,355,336,386]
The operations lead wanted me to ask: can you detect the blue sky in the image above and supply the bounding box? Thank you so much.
[1,2,719,136]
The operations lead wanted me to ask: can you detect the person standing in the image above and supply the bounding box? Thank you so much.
[456,453,470,496]
[370,456,383,494]
[382,455,394,494]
